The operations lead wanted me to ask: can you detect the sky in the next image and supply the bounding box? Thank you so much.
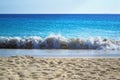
[0,0,120,14]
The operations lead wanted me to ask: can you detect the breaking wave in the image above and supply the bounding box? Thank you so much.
[0,34,120,50]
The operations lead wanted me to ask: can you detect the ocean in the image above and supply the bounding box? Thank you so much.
[0,14,120,50]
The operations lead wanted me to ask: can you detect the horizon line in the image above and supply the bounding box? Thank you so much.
[0,13,120,15]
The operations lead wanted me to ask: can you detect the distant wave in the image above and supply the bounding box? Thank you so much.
[0,34,120,50]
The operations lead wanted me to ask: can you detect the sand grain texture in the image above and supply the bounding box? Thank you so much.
[0,56,120,80]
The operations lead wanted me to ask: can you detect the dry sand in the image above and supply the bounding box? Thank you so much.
[0,56,120,80]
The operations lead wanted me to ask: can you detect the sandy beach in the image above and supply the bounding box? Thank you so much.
[0,56,120,80]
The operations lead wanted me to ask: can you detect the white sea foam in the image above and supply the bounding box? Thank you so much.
[0,34,120,50]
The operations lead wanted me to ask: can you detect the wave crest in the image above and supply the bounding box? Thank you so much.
[0,35,120,50]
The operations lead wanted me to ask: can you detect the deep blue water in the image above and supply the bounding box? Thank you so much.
[0,14,120,39]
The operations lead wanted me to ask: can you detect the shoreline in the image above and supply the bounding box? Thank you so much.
[0,49,120,58]
[0,56,120,80]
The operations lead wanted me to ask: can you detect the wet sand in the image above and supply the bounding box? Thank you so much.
[0,56,120,80]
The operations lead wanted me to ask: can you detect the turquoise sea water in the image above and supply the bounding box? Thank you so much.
[0,14,120,50]
[0,14,120,39]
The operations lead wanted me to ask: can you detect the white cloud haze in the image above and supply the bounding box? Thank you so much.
[0,0,120,14]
